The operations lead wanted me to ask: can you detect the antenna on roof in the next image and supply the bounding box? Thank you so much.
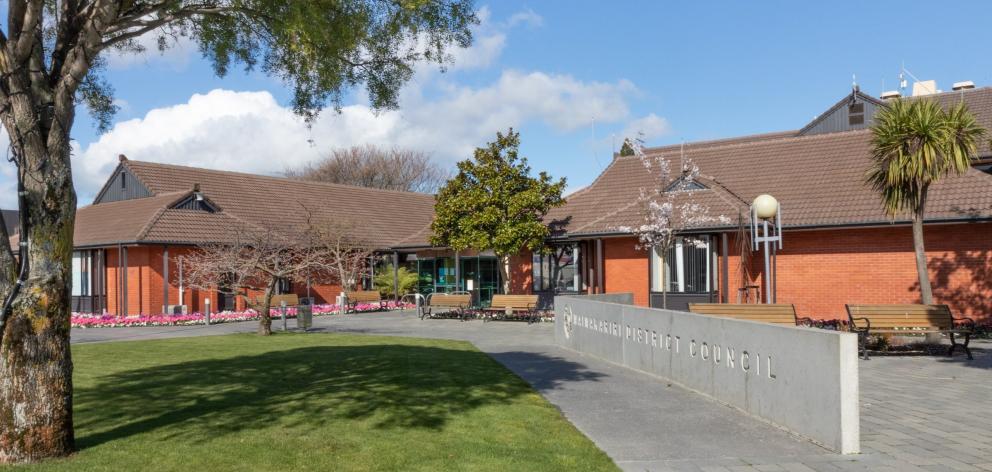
[590,116,603,169]
[852,74,858,92]
[899,61,908,91]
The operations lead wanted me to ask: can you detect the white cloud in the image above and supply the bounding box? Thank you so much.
[0,7,669,207]
[72,67,642,202]
[621,113,671,142]
[505,9,543,28]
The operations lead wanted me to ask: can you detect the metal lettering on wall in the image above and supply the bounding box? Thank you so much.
[561,305,776,379]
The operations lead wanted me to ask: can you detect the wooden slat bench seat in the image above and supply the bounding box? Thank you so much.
[344,290,387,312]
[252,294,300,309]
[688,303,813,326]
[483,295,540,323]
[420,293,472,321]
[846,304,975,360]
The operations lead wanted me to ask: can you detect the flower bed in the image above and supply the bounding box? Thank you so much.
[72,301,414,329]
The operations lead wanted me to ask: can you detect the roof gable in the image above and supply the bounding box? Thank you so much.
[92,160,153,204]
[798,89,886,136]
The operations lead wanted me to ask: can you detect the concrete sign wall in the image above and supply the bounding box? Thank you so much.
[555,295,860,454]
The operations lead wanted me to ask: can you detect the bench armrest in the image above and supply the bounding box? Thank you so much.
[952,316,976,329]
[795,316,814,328]
[527,303,537,311]
[848,316,870,332]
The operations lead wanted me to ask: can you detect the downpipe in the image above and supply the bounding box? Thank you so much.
[0,178,30,343]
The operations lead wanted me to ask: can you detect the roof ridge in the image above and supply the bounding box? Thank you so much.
[126,159,438,199]
[637,130,797,155]
[614,127,872,163]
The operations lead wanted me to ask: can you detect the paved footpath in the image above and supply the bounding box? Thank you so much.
[72,311,992,471]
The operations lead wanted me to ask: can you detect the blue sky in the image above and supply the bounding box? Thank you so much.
[5,1,992,208]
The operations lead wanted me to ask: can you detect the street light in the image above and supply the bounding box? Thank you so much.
[751,194,782,304]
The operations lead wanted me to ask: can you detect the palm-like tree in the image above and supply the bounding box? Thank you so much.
[867,99,985,303]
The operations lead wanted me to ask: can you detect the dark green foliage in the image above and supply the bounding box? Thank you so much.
[430,129,566,258]
[373,264,418,298]
[86,0,478,125]
[619,138,635,156]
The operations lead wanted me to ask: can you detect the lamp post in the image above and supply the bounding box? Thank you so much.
[751,194,782,304]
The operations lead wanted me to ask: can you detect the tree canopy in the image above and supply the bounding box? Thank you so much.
[285,145,448,193]
[867,98,985,304]
[430,129,565,290]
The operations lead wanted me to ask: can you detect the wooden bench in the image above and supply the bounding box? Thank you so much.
[846,304,975,360]
[483,295,540,323]
[420,293,472,321]
[344,290,387,312]
[688,303,813,326]
[252,294,300,309]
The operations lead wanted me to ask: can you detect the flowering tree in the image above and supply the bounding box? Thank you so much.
[617,137,730,308]
[183,223,325,336]
[310,219,377,293]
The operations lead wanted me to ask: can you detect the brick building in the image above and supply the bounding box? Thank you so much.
[65,83,992,321]
[536,84,992,321]
[69,157,444,315]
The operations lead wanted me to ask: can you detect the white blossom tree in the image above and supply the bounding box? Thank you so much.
[617,136,730,308]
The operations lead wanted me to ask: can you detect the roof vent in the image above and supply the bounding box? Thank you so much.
[911,80,939,97]
[952,80,975,91]
[880,90,902,100]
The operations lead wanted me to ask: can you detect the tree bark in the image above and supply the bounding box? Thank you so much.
[0,145,76,462]
[499,254,512,294]
[912,200,933,305]
[258,282,275,336]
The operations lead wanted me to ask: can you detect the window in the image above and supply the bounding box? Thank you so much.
[71,251,91,297]
[650,236,711,293]
[533,244,580,292]
[277,277,293,295]
[120,172,126,190]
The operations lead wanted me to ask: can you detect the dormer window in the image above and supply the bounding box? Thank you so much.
[120,171,126,189]
[171,193,218,212]
[664,178,707,192]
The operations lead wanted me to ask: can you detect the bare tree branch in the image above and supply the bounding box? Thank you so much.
[286,145,449,194]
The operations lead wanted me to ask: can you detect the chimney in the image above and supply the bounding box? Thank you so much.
[952,80,975,91]
[880,90,902,100]
[911,80,939,97]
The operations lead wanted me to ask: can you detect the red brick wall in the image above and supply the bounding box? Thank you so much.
[601,223,992,322]
[603,237,650,306]
[767,223,992,321]
[508,251,533,295]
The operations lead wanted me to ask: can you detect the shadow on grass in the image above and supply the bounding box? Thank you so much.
[74,343,604,449]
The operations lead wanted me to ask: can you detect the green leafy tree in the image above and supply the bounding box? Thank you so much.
[374,264,419,298]
[431,129,566,294]
[867,99,985,305]
[619,138,635,156]
[0,0,476,463]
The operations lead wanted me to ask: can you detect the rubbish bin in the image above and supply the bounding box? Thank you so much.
[296,304,312,331]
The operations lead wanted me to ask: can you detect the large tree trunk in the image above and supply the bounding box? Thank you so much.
[258,283,275,336]
[499,254,512,294]
[0,145,76,462]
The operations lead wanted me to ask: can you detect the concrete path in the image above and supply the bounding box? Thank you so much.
[71,311,992,471]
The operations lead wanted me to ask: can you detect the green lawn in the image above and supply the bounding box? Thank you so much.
[11,333,616,471]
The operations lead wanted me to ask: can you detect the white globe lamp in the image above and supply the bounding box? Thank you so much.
[753,194,779,220]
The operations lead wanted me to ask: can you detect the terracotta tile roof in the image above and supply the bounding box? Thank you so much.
[74,161,437,249]
[549,87,992,237]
